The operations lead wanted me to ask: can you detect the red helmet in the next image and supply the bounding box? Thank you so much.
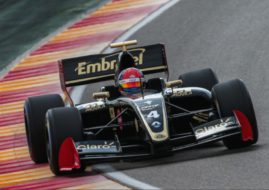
[118,67,144,95]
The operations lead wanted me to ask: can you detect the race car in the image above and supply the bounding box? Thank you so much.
[24,40,258,175]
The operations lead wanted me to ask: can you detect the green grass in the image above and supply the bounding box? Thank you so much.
[0,0,107,72]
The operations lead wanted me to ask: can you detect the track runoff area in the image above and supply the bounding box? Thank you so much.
[0,0,171,189]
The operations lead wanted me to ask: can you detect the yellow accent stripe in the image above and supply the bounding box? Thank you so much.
[0,124,25,137]
[1,74,58,87]
[0,74,59,92]
[65,66,167,85]
[60,180,129,190]
[1,101,24,114]
[51,18,141,43]
[65,74,114,85]
[0,146,29,162]
[14,43,108,69]
[0,166,52,187]
[93,0,168,16]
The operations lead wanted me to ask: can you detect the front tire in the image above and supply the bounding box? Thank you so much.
[46,107,85,175]
[212,79,258,149]
[24,94,64,163]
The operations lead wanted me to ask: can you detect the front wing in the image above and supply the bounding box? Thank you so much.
[75,116,242,163]
[58,110,253,171]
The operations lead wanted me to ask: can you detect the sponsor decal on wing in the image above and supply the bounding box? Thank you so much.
[172,88,192,97]
[194,117,238,140]
[61,44,168,87]
[75,48,145,76]
[76,140,121,154]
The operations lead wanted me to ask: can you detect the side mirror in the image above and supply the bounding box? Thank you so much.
[166,80,183,88]
[92,92,110,99]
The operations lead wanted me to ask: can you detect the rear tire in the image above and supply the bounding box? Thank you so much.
[24,94,64,163]
[212,79,258,149]
[46,107,85,175]
[179,68,219,91]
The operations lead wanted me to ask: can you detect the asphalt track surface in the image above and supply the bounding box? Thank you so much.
[82,0,269,189]
[0,0,106,73]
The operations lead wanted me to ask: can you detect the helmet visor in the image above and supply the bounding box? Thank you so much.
[119,78,143,88]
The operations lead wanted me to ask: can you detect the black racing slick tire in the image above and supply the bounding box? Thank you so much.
[46,107,85,175]
[24,94,64,163]
[212,79,258,149]
[179,68,219,91]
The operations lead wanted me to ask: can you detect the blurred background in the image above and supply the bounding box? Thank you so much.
[0,0,107,74]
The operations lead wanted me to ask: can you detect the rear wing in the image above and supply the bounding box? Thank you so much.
[59,44,168,88]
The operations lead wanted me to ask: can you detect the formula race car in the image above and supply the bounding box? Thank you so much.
[24,40,258,175]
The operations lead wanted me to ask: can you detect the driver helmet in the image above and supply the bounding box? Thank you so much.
[118,67,144,95]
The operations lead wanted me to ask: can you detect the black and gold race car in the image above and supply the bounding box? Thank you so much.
[24,40,258,175]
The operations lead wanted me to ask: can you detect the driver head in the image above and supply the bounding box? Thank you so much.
[117,67,144,96]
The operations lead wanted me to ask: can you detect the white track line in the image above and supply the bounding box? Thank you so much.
[107,0,180,53]
[93,164,160,190]
[72,0,181,189]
